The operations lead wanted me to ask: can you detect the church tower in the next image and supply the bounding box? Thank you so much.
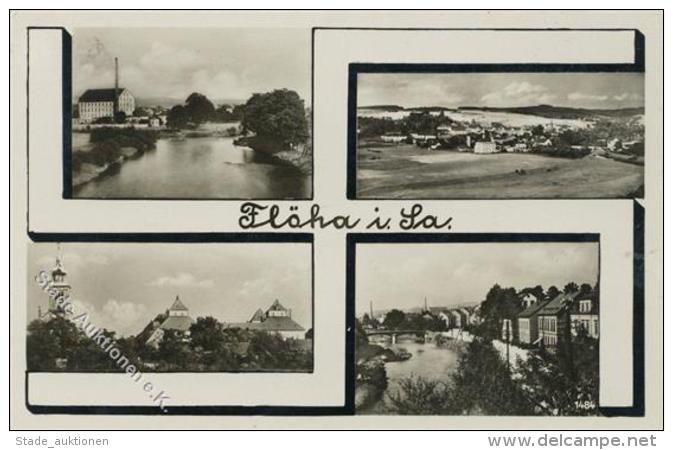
[41,246,71,320]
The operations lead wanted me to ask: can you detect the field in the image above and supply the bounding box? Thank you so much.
[356,146,644,199]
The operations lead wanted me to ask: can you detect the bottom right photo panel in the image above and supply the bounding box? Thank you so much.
[352,235,602,416]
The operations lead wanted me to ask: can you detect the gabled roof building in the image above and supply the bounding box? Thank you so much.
[226,300,305,340]
[146,296,194,347]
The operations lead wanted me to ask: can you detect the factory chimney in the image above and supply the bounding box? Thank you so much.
[113,57,119,116]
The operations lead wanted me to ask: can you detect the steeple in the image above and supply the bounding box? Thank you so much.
[167,295,189,317]
[45,244,70,318]
[113,57,119,115]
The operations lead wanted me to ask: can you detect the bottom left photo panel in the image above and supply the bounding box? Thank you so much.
[26,239,314,374]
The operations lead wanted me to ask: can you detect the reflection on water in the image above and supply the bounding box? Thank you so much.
[73,136,310,199]
[365,341,461,414]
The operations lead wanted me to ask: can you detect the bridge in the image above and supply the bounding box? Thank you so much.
[365,329,429,344]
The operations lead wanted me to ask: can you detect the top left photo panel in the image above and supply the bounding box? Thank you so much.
[68,27,312,200]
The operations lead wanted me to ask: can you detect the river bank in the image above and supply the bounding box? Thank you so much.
[72,126,311,192]
[72,128,159,189]
[73,133,310,199]
[355,339,466,413]
[233,135,312,175]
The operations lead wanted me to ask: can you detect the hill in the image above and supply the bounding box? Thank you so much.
[357,104,406,112]
[458,104,644,119]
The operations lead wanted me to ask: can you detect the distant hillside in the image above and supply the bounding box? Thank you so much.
[370,301,481,317]
[358,105,453,112]
[136,97,245,109]
[408,106,455,112]
[458,104,644,119]
[358,105,406,112]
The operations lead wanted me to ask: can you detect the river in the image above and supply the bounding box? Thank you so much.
[73,135,311,199]
[361,341,462,414]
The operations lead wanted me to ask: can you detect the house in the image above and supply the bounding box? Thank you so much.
[448,309,466,329]
[78,88,135,123]
[537,292,579,347]
[473,141,498,154]
[469,304,482,325]
[380,133,406,143]
[499,292,542,342]
[520,292,537,309]
[570,294,599,339]
[146,296,194,347]
[435,125,453,138]
[513,143,529,153]
[226,299,305,340]
[607,138,623,152]
[517,298,550,345]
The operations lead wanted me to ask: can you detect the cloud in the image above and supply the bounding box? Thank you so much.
[481,82,557,106]
[35,252,110,273]
[148,272,215,288]
[612,92,644,102]
[568,92,609,102]
[101,299,148,331]
[67,298,148,337]
[73,34,277,102]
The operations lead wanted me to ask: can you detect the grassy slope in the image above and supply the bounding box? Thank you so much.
[357,146,643,199]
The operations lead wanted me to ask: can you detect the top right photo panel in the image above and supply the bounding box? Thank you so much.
[352,70,644,199]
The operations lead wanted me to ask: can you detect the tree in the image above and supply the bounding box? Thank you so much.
[185,93,216,125]
[241,89,309,149]
[157,329,192,368]
[387,376,455,415]
[189,316,224,352]
[133,107,152,117]
[166,104,190,129]
[114,111,127,124]
[546,285,561,301]
[451,339,534,415]
[477,284,521,340]
[382,309,406,330]
[579,283,593,295]
[26,319,64,371]
[564,282,580,294]
[517,335,599,416]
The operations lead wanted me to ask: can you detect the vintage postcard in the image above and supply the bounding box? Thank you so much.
[9,10,663,432]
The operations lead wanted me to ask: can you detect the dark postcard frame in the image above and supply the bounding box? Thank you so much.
[346,207,645,417]
[344,28,645,200]
[24,232,352,416]
[26,27,315,202]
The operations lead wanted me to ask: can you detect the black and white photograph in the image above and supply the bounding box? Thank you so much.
[354,71,644,199]
[71,28,312,199]
[354,240,600,415]
[27,242,313,373]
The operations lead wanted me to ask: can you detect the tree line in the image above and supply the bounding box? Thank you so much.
[27,315,312,373]
[166,89,309,151]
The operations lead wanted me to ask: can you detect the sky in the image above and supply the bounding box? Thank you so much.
[28,243,312,337]
[358,72,644,110]
[73,28,311,105]
[356,242,599,315]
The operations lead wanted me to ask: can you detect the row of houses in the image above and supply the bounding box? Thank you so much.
[503,291,599,348]
[423,305,481,329]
